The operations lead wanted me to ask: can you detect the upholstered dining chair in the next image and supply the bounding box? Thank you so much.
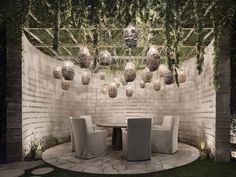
[71,118,107,159]
[151,116,180,153]
[80,115,95,130]
[68,117,75,152]
[122,118,152,161]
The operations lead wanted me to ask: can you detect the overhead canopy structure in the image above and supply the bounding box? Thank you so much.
[24,27,213,61]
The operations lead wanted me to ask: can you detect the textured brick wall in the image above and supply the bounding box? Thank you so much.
[22,34,217,157]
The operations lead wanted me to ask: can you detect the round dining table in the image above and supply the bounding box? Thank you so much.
[96,122,127,150]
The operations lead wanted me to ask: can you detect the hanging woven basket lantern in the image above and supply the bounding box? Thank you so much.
[126,86,133,97]
[53,65,62,79]
[178,70,187,83]
[141,67,153,83]
[153,79,161,91]
[114,77,121,88]
[139,80,145,88]
[102,84,107,94]
[159,64,168,77]
[124,62,136,82]
[120,76,128,86]
[61,79,71,90]
[108,82,118,98]
[77,47,91,68]
[98,50,112,66]
[82,72,90,85]
[146,46,161,72]
[61,61,75,81]
[99,72,106,80]
[164,70,174,85]
[123,25,138,48]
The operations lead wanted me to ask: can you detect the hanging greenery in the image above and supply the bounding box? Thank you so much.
[2,0,236,91]
[193,0,204,74]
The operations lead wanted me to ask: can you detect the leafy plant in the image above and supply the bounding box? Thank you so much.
[198,141,214,160]
[29,139,44,160]
[40,135,59,150]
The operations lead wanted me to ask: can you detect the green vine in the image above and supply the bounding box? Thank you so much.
[193,0,205,75]
[212,17,220,90]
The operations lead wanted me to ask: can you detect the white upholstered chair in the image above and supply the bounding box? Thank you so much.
[68,117,75,152]
[71,118,107,159]
[80,115,95,130]
[151,116,180,153]
[122,118,152,161]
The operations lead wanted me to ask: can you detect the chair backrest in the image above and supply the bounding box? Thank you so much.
[172,116,180,139]
[162,116,174,126]
[71,118,88,154]
[80,115,94,130]
[127,118,151,160]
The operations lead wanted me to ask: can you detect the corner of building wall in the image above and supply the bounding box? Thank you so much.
[215,30,231,162]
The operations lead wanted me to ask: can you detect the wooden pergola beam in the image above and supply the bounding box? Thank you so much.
[65,29,79,44]
[34,45,197,48]
[23,29,58,56]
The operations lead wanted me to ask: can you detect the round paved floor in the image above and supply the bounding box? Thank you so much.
[43,142,199,174]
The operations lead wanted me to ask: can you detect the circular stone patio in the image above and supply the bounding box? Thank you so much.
[42,142,199,174]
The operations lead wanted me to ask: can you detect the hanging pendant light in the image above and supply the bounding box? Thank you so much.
[77,46,91,68]
[114,77,121,88]
[124,62,136,82]
[108,82,118,98]
[164,70,174,85]
[61,61,75,81]
[61,79,71,90]
[120,76,128,86]
[159,64,168,77]
[178,70,187,83]
[82,72,90,85]
[123,25,138,48]
[99,72,106,80]
[139,80,145,88]
[153,79,161,91]
[98,50,112,66]
[53,65,62,79]
[141,67,153,83]
[102,84,107,94]
[126,86,133,97]
[146,46,160,72]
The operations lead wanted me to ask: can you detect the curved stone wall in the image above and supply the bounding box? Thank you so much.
[22,34,215,157]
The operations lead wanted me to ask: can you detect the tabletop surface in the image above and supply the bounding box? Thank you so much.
[96,122,127,128]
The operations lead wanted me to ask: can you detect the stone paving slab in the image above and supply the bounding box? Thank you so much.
[31,167,54,175]
[0,169,25,177]
[43,142,199,174]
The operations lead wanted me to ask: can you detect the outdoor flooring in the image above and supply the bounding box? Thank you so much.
[42,142,199,174]
[0,161,43,177]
